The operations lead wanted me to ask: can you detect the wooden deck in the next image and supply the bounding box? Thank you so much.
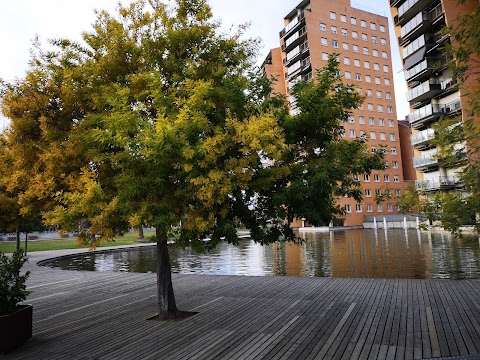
[3,248,480,360]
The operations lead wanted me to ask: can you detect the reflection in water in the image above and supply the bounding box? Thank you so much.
[40,230,480,279]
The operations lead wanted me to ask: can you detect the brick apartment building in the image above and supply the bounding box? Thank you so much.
[263,0,410,227]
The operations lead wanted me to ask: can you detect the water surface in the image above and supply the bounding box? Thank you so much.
[40,229,480,279]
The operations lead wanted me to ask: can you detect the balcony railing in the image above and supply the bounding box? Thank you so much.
[411,128,435,146]
[413,153,440,169]
[415,176,458,191]
[399,12,429,45]
[280,11,305,39]
[397,0,430,25]
[407,80,442,103]
[408,103,441,125]
[283,41,309,66]
[282,26,307,52]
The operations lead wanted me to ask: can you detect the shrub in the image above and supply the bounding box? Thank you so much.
[0,250,30,316]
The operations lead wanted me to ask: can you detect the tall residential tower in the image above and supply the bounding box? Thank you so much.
[264,0,408,226]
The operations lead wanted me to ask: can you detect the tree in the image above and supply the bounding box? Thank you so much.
[1,0,385,319]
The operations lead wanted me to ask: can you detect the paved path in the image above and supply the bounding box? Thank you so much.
[2,247,480,360]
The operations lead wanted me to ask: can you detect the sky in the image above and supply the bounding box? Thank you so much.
[0,0,409,131]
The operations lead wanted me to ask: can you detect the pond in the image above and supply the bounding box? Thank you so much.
[39,229,480,279]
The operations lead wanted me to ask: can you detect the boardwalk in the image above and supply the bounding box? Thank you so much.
[3,248,480,360]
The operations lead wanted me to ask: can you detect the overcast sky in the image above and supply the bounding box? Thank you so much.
[0,0,409,131]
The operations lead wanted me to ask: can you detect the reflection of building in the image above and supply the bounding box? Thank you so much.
[262,0,409,227]
[389,0,480,194]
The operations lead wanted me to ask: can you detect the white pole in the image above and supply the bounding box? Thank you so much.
[416,217,420,230]
[404,217,408,230]
[373,217,377,229]
[383,217,387,230]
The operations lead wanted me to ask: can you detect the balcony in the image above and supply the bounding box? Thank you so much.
[407,80,442,104]
[408,103,442,129]
[404,59,435,83]
[280,11,305,39]
[397,0,431,25]
[285,55,311,80]
[391,0,406,7]
[282,26,307,53]
[411,128,435,148]
[440,99,462,115]
[415,176,458,191]
[413,153,440,171]
[283,41,309,67]
[399,12,430,46]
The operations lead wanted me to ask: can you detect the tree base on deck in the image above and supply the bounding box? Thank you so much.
[147,311,198,322]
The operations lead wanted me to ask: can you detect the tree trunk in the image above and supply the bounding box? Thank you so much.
[16,226,20,251]
[156,227,179,319]
[25,232,28,255]
[138,226,144,239]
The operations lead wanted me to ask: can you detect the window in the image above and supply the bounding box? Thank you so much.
[355,73,361,81]
[384,78,390,86]
[374,174,380,182]
[390,133,396,141]
[374,63,380,71]
[365,75,371,83]
[371,36,377,44]
[380,25,386,33]
[383,65,389,73]
[386,92,392,100]
[366,89,373,97]
[345,71,351,79]
[352,31,358,39]
[388,119,394,127]
[373,49,379,57]
[356,204,362,213]
[331,26,337,34]
[377,204,383,212]
[375,77,381,84]
[320,23,327,32]
[367,204,373,212]
[333,40,339,48]
[341,14,347,23]
[369,117,375,125]
[363,47,369,55]
[395,189,401,197]
[349,129,356,138]
[364,61,370,69]
[342,28,348,36]
[351,17,357,25]
[322,52,329,61]
[380,132,386,140]
[343,42,349,50]
[359,116,365,124]
[364,174,371,182]
[365,189,372,197]
[371,146,377,153]
[330,11,336,20]
[357,88,363,94]
[378,118,385,126]
[387,203,393,212]
[391,148,397,155]
[370,131,377,140]
[384,175,390,182]
[354,59,360,67]
[382,51,388,59]
[362,33,368,41]
[367,103,374,111]
[361,20,367,28]
[377,104,384,112]
[394,175,400,183]
[370,22,376,30]
[392,161,398,169]
[321,38,328,46]
[343,57,350,65]
[381,38,387,46]
[387,106,393,114]
[360,130,366,138]
[348,115,354,123]
[376,90,382,99]
[345,204,352,213]
[353,174,359,181]
[353,45,359,53]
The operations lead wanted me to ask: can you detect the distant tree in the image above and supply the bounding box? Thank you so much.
[1,0,385,319]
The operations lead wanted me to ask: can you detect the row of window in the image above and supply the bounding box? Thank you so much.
[344,130,396,141]
[345,203,399,213]
[364,188,402,197]
[320,24,387,46]
[320,39,388,58]
[348,116,396,127]
[328,12,386,33]
[356,173,400,182]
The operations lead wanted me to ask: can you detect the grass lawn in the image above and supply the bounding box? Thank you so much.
[0,231,155,254]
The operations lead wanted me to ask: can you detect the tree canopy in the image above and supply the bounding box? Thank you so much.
[1,0,385,318]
